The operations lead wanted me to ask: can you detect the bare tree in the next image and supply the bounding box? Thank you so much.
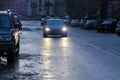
[65,0,102,19]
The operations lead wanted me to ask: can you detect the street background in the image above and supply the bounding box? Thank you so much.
[0,21,120,80]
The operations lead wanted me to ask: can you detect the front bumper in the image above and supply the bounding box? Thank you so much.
[44,29,67,35]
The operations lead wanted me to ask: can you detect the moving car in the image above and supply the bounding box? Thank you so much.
[116,21,120,35]
[97,19,117,33]
[43,19,67,37]
[0,11,20,63]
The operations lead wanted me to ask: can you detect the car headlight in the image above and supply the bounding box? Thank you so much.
[62,27,67,32]
[45,27,50,32]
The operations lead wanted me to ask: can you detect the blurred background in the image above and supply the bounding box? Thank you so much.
[0,0,120,20]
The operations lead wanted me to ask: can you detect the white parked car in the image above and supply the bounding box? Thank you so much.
[43,19,67,37]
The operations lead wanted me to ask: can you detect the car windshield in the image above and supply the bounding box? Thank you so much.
[46,20,64,25]
[0,14,11,29]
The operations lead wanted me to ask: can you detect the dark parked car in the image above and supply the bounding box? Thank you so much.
[13,14,22,30]
[70,19,80,27]
[14,18,22,30]
[84,19,97,29]
[81,17,97,29]
[97,19,117,33]
[43,19,67,37]
[63,15,70,26]
[116,21,120,35]
[63,19,70,26]
[0,11,20,63]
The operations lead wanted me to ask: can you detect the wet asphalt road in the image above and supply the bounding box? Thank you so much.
[0,20,120,80]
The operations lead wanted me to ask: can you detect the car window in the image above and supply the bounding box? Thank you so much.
[103,20,112,24]
[46,20,63,25]
[0,15,11,29]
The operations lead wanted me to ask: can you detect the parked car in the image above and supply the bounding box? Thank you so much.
[79,19,85,28]
[63,19,70,26]
[81,17,97,29]
[43,19,67,37]
[97,19,117,33]
[70,19,80,27]
[84,19,97,29]
[41,18,46,26]
[0,11,20,63]
[14,18,22,30]
[116,21,120,35]
[63,15,70,25]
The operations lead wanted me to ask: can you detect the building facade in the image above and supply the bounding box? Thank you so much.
[0,0,66,17]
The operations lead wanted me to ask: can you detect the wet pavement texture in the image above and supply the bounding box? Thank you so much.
[0,21,120,80]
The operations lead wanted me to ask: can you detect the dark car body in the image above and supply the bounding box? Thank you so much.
[81,17,97,29]
[43,19,67,37]
[97,19,117,33]
[13,14,22,30]
[70,19,80,27]
[116,21,120,35]
[0,11,20,63]
[14,19,22,30]
[84,20,97,29]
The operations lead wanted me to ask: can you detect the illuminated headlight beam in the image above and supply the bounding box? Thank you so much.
[45,27,50,32]
[62,27,67,32]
